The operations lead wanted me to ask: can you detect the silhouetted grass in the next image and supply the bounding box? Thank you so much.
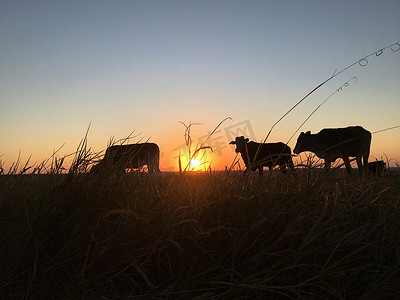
[1,153,400,299]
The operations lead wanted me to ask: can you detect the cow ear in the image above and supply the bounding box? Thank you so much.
[245,138,249,142]
[305,131,311,136]
[229,141,236,145]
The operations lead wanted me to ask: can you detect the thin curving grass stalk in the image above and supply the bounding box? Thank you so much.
[263,41,400,144]
[246,42,400,174]
[178,118,231,173]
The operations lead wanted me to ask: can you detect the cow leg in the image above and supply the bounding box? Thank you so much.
[287,158,296,176]
[356,157,363,176]
[258,166,263,176]
[343,157,352,175]
[363,154,369,176]
[288,159,295,170]
[149,161,160,173]
[324,160,331,171]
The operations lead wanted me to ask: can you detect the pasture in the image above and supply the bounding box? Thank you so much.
[1,164,400,299]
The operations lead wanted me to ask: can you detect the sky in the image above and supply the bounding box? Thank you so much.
[1,0,399,172]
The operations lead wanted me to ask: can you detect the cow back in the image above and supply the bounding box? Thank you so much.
[248,141,292,166]
[102,143,160,171]
[315,126,371,157]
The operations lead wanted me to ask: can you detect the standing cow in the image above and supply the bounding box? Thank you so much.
[229,136,295,175]
[90,143,161,173]
[293,126,371,175]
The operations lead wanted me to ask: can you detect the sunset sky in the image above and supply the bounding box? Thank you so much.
[1,1,399,172]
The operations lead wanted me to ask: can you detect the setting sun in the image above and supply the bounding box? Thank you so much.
[189,157,203,170]
[178,148,210,172]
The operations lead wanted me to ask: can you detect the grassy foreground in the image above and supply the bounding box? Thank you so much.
[1,169,400,299]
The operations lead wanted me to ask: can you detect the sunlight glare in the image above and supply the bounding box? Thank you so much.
[178,148,209,172]
[189,157,203,170]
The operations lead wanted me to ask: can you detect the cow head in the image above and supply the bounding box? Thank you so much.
[229,136,249,154]
[293,131,311,154]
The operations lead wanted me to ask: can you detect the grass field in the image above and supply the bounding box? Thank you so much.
[1,164,400,299]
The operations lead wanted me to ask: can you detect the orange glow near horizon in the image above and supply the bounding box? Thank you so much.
[189,157,204,170]
[174,146,214,172]
[2,122,399,173]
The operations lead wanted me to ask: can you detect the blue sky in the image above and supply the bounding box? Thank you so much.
[1,1,399,170]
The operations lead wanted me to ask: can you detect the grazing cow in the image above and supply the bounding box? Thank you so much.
[368,160,386,175]
[293,126,371,175]
[229,136,295,175]
[90,143,161,173]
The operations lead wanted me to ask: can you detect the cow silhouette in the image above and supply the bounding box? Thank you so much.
[230,136,295,175]
[293,126,371,175]
[90,143,161,173]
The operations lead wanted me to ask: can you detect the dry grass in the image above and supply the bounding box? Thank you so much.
[1,159,400,299]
